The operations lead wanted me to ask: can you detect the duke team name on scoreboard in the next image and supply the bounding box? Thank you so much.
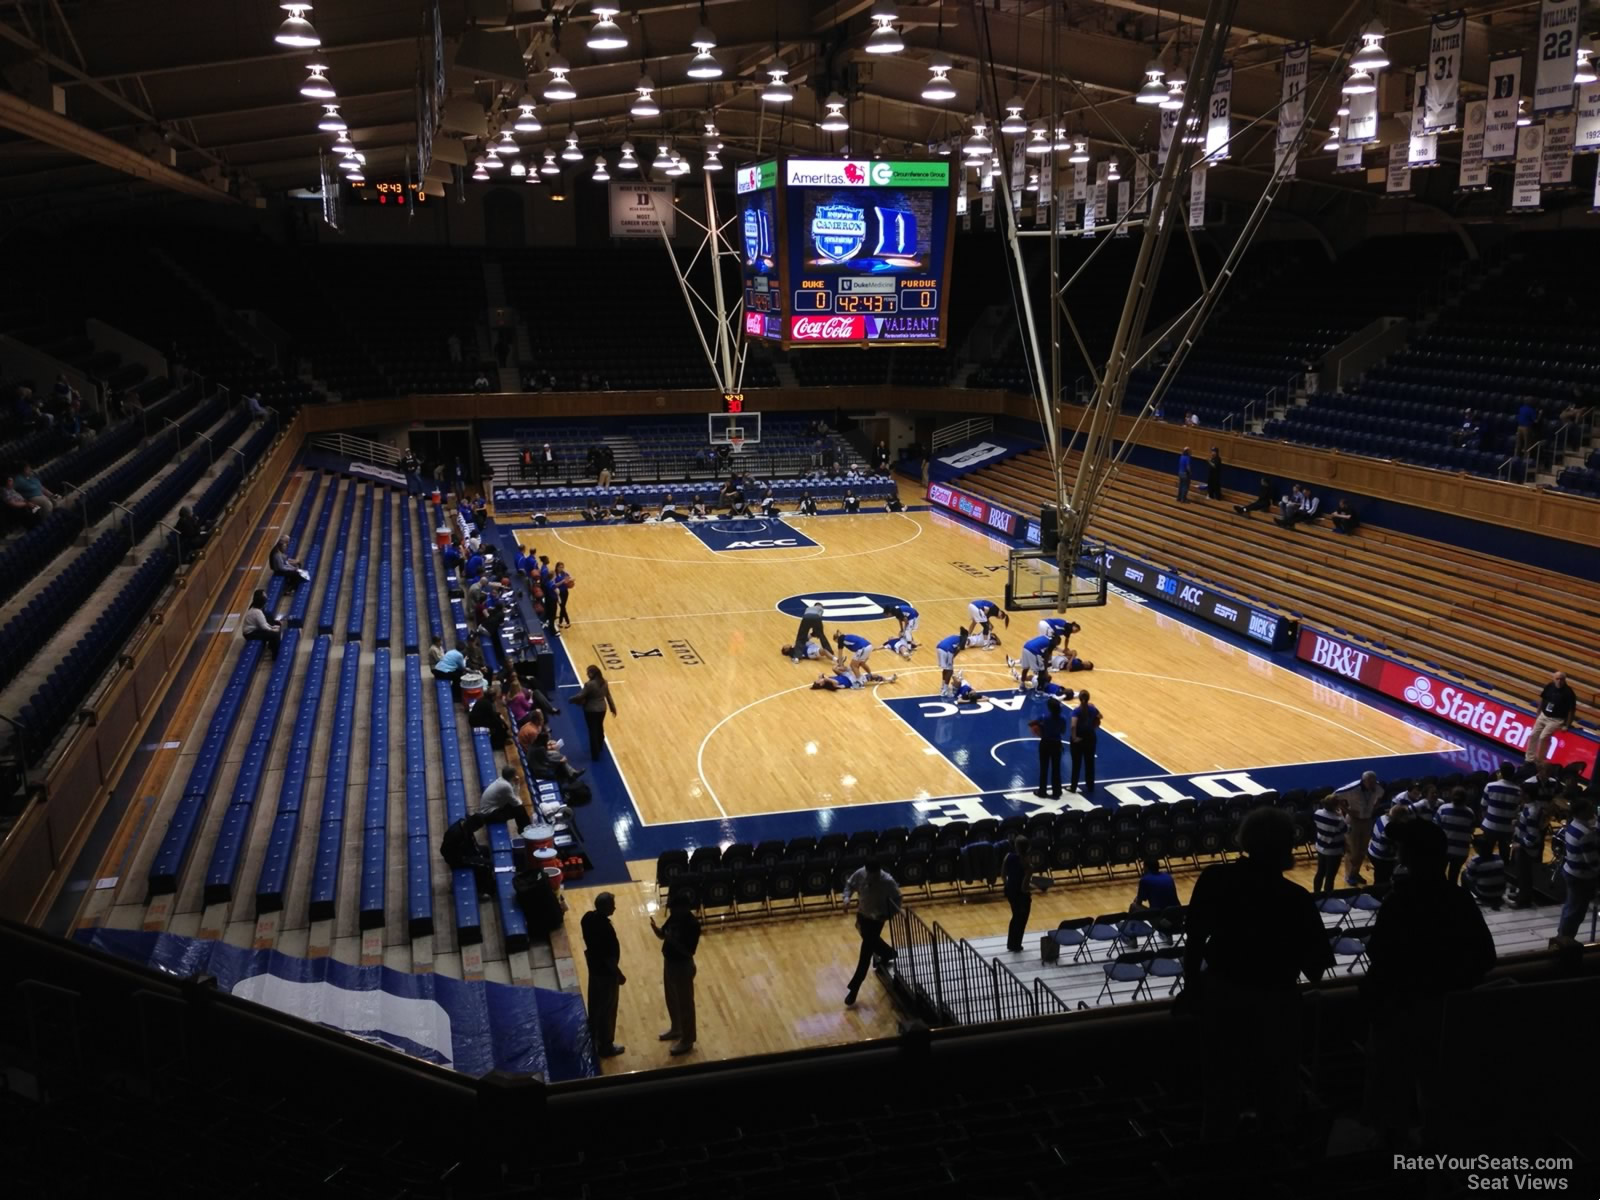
[736,157,956,349]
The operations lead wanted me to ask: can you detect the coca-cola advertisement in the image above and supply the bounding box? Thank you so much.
[789,314,865,341]
[1296,627,1598,775]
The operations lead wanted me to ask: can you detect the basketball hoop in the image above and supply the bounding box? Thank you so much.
[729,433,745,454]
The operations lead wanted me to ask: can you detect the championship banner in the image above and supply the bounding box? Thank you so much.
[1158,108,1179,166]
[1594,161,1600,209]
[1385,141,1413,194]
[1458,99,1491,189]
[1484,53,1523,159]
[1336,123,1364,171]
[1408,73,1439,166]
[980,170,995,231]
[1037,157,1053,217]
[1116,181,1131,234]
[1541,110,1576,184]
[1345,88,1379,143]
[1010,139,1026,211]
[1093,159,1109,225]
[1073,163,1087,201]
[1274,42,1310,175]
[1206,65,1233,161]
[1513,121,1545,208]
[1132,155,1150,214]
[1576,76,1600,150]
[1426,12,1465,131]
[1533,0,1581,113]
[1188,164,1207,227]
[957,174,970,230]
[1083,161,1099,235]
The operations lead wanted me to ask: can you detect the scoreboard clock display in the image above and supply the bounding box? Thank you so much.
[348,180,428,206]
[736,157,954,349]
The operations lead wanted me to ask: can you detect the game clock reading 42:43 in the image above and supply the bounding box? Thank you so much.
[735,157,954,349]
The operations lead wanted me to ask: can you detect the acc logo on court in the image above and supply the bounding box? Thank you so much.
[775,591,910,622]
[726,538,797,548]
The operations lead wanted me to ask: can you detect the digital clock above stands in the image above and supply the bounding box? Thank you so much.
[347,179,428,205]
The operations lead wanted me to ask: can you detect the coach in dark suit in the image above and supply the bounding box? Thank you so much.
[1033,697,1068,799]
[1070,691,1102,794]
[581,892,626,1058]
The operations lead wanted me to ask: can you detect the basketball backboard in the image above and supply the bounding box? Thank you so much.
[708,412,762,444]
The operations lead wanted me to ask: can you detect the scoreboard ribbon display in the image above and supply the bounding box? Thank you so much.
[1100,549,1296,649]
[737,157,955,348]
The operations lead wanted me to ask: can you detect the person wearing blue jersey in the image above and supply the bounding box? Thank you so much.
[1030,697,1068,799]
[1008,632,1059,694]
[1365,803,1411,886]
[881,632,914,661]
[890,602,920,647]
[1312,795,1348,894]
[1036,617,1079,644]
[1509,784,1549,908]
[1554,796,1598,948]
[964,599,1008,647]
[811,668,859,691]
[834,631,896,685]
[936,630,970,697]
[948,671,986,704]
[1436,788,1477,884]
[1050,645,1095,674]
[1069,691,1101,794]
[1463,834,1506,909]
[1478,762,1521,860]
[782,637,827,661]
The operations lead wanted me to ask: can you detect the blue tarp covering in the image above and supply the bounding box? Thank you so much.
[77,927,596,1081]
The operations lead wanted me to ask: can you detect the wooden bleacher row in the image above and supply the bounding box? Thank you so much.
[962,450,1600,712]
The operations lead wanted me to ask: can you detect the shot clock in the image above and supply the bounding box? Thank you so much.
[736,157,954,349]
[348,179,427,206]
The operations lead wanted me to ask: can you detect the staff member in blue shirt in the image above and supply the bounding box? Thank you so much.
[1069,691,1101,794]
[1176,445,1193,503]
[1031,697,1068,799]
[1002,835,1033,953]
[431,643,468,691]
[936,630,970,697]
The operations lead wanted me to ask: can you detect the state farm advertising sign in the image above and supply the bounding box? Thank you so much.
[926,482,1018,536]
[1297,628,1598,775]
[789,314,865,341]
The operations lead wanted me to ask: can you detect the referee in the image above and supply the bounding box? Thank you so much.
[790,602,834,663]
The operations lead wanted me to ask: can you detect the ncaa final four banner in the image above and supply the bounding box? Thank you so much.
[1116,180,1131,234]
[1458,99,1492,189]
[1408,73,1439,167]
[1541,110,1577,185]
[1513,121,1545,209]
[1188,165,1206,228]
[1385,141,1413,196]
[1533,0,1581,113]
[1132,154,1150,214]
[1484,53,1523,159]
[1425,12,1465,131]
[1336,126,1364,172]
[1274,42,1310,176]
[1205,65,1233,161]
[1578,73,1600,150]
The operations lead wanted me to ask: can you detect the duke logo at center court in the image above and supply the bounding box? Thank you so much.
[774,592,910,622]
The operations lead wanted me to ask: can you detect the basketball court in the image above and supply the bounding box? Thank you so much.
[511,488,1466,863]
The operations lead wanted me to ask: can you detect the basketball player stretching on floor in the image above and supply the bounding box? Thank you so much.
[966,600,1008,648]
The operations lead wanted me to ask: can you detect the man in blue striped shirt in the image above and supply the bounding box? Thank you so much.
[1510,786,1549,909]
[1554,797,1598,948]
[1463,834,1506,909]
[1479,763,1522,860]
[1366,803,1411,886]
[1436,789,1477,885]
[1312,796,1347,894]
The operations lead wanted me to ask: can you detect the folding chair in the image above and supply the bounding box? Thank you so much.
[1148,947,1185,996]
[1097,951,1153,1005]
[1119,913,1155,951]
[1316,895,1352,931]
[1151,905,1187,949]
[1048,917,1092,963]
[1330,928,1373,973]
[1075,913,1128,963]
[1346,890,1383,928]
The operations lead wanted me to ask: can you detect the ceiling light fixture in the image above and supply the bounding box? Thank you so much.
[922,61,957,102]
[704,148,722,171]
[820,92,849,133]
[544,54,577,102]
[1068,139,1089,164]
[688,10,722,79]
[1322,125,1341,152]
[514,101,543,134]
[300,64,335,100]
[316,104,345,132]
[631,74,660,117]
[1575,45,1597,86]
[1350,19,1389,73]
[1342,66,1375,96]
[1106,157,1121,181]
[1027,125,1050,155]
[619,141,639,169]
[540,150,560,175]
[1052,125,1072,152]
[593,154,610,181]
[1516,96,1531,125]
[275,3,320,49]
[653,141,674,170]
[587,4,628,52]
[1025,169,1039,192]
[866,4,904,55]
[496,130,521,155]
[483,147,504,169]
[562,133,583,161]
[472,164,489,181]
[1000,96,1027,136]
[1159,68,1186,110]
[962,121,991,158]
[510,160,527,177]
[1136,59,1167,105]
[331,131,355,156]
[762,60,794,103]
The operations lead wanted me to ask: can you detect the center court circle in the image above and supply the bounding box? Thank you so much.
[775,591,910,622]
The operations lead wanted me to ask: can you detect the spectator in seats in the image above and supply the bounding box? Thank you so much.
[447,333,462,363]
[1185,410,1200,427]
[269,535,308,584]
[1205,447,1223,501]
[432,642,468,690]
[506,677,556,728]
[759,484,778,517]
[1329,497,1359,535]
[842,488,859,514]
[1365,802,1410,885]
[658,492,686,522]
[1463,834,1506,909]
[549,561,574,629]
[1301,357,1320,394]
[1437,787,1476,883]
[840,857,902,1006]
[1553,796,1598,949]
[1312,794,1347,894]
[651,891,701,1056]
[440,810,494,899]
[1180,806,1333,1140]
[796,489,818,517]
[13,462,58,515]
[1558,394,1585,436]
[1335,771,1384,886]
[463,546,485,584]
[3,475,42,524]
[53,372,79,409]
[463,637,486,676]
[583,500,604,523]
[477,764,526,826]
[240,589,282,654]
[582,892,627,1059]
[1130,855,1179,913]
[469,687,512,751]
[245,391,268,423]
[688,494,709,520]
[609,495,628,521]
[1451,409,1480,449]
[1509,783,1550,908]
[1514,398,1538,456]
[1527,669,1577,765]
[1233,475,1272,517]
[1275,484,1306,525]
[1360,820,1495,1146]
[176,505,209,558]
[60,397,84,444]
[441,538,463,572]
[540,442,555,481]
[1405,780,1442,825]
[577,663,617,761]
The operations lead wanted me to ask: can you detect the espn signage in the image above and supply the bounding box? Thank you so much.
[926,482,1019,537]
[1102,550,1293,648]
[1296,628,1599,774]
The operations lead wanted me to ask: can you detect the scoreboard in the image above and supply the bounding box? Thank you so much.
[736,157,954,349]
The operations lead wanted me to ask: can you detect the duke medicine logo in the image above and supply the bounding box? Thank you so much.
[776,591,909,622]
